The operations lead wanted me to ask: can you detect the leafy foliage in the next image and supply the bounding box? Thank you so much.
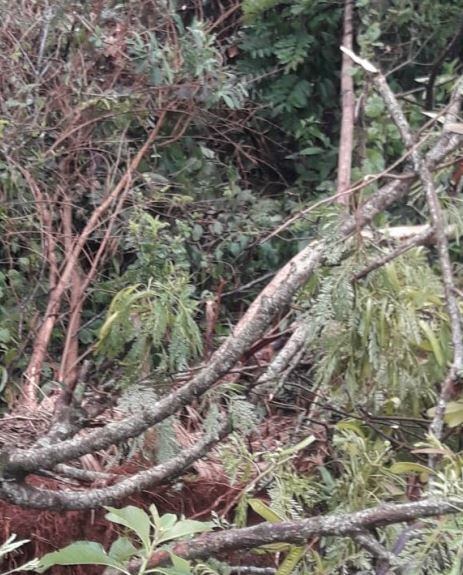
[301,246,449,412]
[239,0,342,185]
[37,504,214,575]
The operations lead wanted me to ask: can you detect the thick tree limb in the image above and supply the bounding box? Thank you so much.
[101,498,463,575]
[0,422,230,510]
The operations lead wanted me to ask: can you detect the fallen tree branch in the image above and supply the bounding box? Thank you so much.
[353,224,460,281]
[3,128,462,481]
[252,321,312,399]
[0,421,230,510]
[0,77,461,513]
[371,66,463,453]
[102,497,463,575]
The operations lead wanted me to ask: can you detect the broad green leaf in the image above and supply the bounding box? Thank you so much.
[445,409,463,428]
[0,327,10,343]
[168,553,192,575]
[428,401,463,427]
[105,506,151,552]
[157,519,213,544]
[158,513,178,532]
[37,541,122,573]
[108,537,138,563]
[299,147,323,156]
[440,401,463,413]
[279,435,316,457]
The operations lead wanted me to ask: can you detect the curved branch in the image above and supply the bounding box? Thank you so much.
[0,422,230,510]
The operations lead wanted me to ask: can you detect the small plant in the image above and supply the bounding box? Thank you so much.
[37,505,214,575]
[0,534,39,574]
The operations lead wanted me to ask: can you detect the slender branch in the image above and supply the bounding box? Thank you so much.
[372,71,463,451]
[336,0,355,208]
[57,197,83,388]
[353,227,436,281]
[21,110,167,405]
[252,321,311,398]
[353,530,395,565]
[425,18,463,110]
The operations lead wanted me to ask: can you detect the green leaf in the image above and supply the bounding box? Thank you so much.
[158,513,178,532]
[298,146,324,156]
[0,327,10,343]
[98,311,120,343]
[169,553,192,574]
[150,503,161,528]
[419,320,444,366]
[428,401,463,427]
[105,506,152,552]
[445,409,463,428]
[108,537,138,563]
[279,435,316,457]
[389,462,431,474]
[248,499,284,523]
[157,519,213,544]
[37,542,123,573]
[276,546,306,575]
